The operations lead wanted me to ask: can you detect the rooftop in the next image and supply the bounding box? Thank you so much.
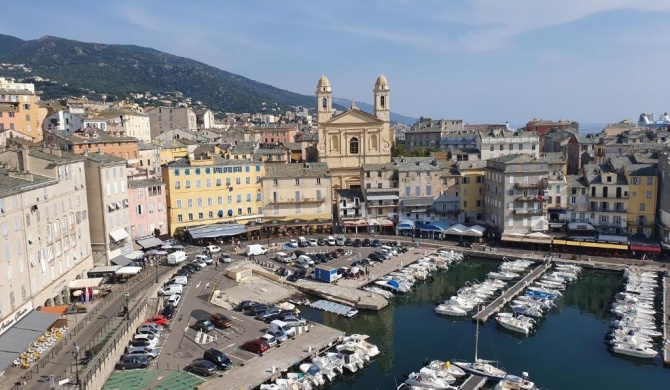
[0,167,56,198]
[127,178,165,189]
[264,163,330,179]
[84,151,128,166]
[47,129,139,144]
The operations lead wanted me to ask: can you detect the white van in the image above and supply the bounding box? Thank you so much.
[380,245,397,256]
[327,236,336,246]
[298,236,308,247]
[245,244,267,257]
[167,251,188,265]
[269,319,296,337]
[275,252,291,263]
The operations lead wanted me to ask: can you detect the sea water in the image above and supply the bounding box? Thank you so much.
[299,258,669,389]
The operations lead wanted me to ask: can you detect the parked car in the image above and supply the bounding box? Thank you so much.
[344,238,353,246]
[266,328,289,343]
[206,245,221,253]
[195,254,213,265]
[317,238,326,246]
[295,258,310,269]
[116,355,148,370]
[167,294,182,307]
[221,254,233,263]
[248,304,270,316]
[275,311,300,322]
[210,313,233,329]
[352,239,362,247]
[298,254,315,266]
[363,238,372,247]
[188,359,218,376]
[145,315,169,326]
[256,307,281,321]
[192,258,207,269]
[282,315,307,327]
[308,238,318,246]
[130,334,158,349]
[236,300,257,312]
[287,269,306,282]
[193,319,215,333]
[336,236,345,246]
[260,334,278,348]
[371,239,381,247]
[288,239,298,248]
[160,304,175,320]
[167,276,187,285]
[125,347,158,359]
[203,348,232,370]
[136,325,162,337]
[158,285,183,296]
[327,236,336,246]
[241,339,270,354]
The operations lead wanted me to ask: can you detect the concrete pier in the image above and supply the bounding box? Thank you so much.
[199,324,345,390]
[460,374,487,390]
[664,274,670,367]
[472,262,552,322]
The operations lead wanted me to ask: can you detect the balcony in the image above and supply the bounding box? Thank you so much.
[514,209,545,215]
[368,201,399,208]
[365,186,399,193]
[267,197,325,205]
[513,180,547,189]
[589,195,625,200]
[515,195,545,202]
[589,207,627,213]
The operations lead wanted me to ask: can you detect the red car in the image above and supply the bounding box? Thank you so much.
[145,315,169,326]
[241,339,269,354]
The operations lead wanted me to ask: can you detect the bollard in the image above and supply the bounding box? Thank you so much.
[272,366,276,373]
[308,346,313,353]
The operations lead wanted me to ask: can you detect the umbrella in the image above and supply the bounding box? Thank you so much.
[72,289,100,297]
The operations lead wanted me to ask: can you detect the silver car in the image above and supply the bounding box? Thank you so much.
[125,346,159,359]
[266,329,289,343]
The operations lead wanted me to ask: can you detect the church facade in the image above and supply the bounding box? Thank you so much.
[315,75,394,193]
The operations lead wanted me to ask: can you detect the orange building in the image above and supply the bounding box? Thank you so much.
[0,79,42,141]
[45,128,139,161]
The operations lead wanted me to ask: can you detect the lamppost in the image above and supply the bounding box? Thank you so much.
[124,292,130,320]
[154,256,159,284]
[72,341,80,387]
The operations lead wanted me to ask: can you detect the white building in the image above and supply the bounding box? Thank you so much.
[43,110,83,133]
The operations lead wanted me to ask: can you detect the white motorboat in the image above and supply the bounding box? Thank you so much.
[339,334,380,359]
[535,281,565,291]
[488,271,520,281]
[435,303,468,317]
[611,341,657,359]
[404,366,457,389]
[527,286,562,297]
[615,326,662,338]
[509,305,543,319]
[447,296,477,311]
[607,335,654,349]
[494,373,539,390]
[311,356,338,381]
[495,313,535,335]
[425,360,466,378]
[611,304,656,316]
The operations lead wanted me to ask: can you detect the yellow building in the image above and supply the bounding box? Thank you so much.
[156,139,191,165]
[623,163,658,237]
[162,153,264,236]
[262,163,333,229]
[0,77,42,141]
[457,160,486,224]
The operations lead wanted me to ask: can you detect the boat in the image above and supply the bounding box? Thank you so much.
[404,366,457,389]
[488,271,520,281]
[424,360,466,378]
[495,312,535,335]
[527,286,562,297]
[611,341,657,359]
[310,356,338,381]
[375,279,412,294]
[453,309,507,380]
[435,303,468,317]
[509,305,543,319]
[494,373,539,390]
[338,334,380,360]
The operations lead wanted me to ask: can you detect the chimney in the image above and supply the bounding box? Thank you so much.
[20,145,30,172]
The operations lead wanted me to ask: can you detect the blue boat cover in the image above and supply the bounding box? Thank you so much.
[388,280,400,289]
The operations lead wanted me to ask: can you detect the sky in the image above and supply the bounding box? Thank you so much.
[3,0,670,124]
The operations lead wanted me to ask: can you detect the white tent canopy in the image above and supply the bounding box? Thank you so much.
[463,225,486,237]
[69,277,104,290]
[444,224,468,235]
[116,266,142,275]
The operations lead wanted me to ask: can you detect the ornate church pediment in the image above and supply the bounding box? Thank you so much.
[323,108,384,126]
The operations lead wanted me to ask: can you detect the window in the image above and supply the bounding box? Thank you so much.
[207,197,213,206]
[226,178,231,186]
[237,208,242,216]
[639,203,646,211]
[600,215,608,223]
[426,185,432,196]
[216,178,222,186]
[208,211,214,219]
[632,177,640,185]
[136,205,143,215]
[148,203,155,213]
[197,198,203,207]
[185,180,191,189]
[198,212,203,220]
[508,218,513,227]
[206,179,212,187]
[570,196,576,204]
[415,186,421,196]
[187,199,193,208]
[518,144,523,151]
[227,195,232,204]
[174,181,181,189]
[246,177,251,184]
[646,191,652,199]
[196,180,201,188]
[195,168,200,175]
[176,199,182,208]
[508,202,513,210]
[476,200,482,207]
[236,177,241,185]
[256,193,262,201]
[236,195,242,203]
[463,201,468,208]
[405,186,411,196]
[273,179,278,187]
[188,213,193,221]
[349,137,359,154]
[185,169,190,175]
[218,196,223,205]
[647,177,653,185]
[246,193,252,202]
[295,178,300,186]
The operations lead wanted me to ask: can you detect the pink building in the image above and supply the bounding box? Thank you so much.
[127,178,168,239]
[256,124,299,145]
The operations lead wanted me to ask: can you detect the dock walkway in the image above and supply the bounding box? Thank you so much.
[472,262,552,322]
[460,374,487,390]
[199,324,344,390]
[664,274,670,367]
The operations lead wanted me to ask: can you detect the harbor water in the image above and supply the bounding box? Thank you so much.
[299,258,669,389]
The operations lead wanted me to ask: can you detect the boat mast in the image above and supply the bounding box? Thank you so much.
[475,306,480,361]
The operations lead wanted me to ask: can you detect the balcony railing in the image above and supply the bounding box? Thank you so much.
[515,195,544,202]
[365,187,399,193]
[267,197,325,205]
[368,202,398,208]
[515,209,545,215]
[589,207,627,213]
[431,207,462,215]
[513,180,547,189]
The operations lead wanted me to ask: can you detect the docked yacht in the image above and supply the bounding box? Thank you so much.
[424,360,466,378]
[495,312,535,335]
[494,373,539,390]
[611,341,658,359]
[404,366,458,389]
[435,302,468,317]
[488,271,520,281]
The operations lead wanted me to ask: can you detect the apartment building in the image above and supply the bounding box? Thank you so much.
[83,152,132,266]
[336,189,366,232]
[622,163,657,238]
[162,155,265,236]
[254,124,299,144]
[581,163,628,235]
[127,179,167,239]
[361,163,399,224]
[477,130,540,160]
[95,109,151,142]
[456,160,486,224]
[262,163,332,226]
[0,147,93,324]
[43,109,83,133]
[485,154,551,236]
[396,157,442,223]
[146,106,197,139]
[0,78,42,141]
[657,152,670,245]
[45,128,140,161]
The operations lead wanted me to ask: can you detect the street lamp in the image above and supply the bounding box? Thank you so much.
[72,341,80,387]
[154,256,159,284]
[124,292,130,320]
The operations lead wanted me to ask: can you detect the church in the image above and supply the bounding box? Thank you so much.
[315,74,394,193]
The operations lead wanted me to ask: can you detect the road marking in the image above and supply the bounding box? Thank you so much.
[221,343,236,350]
[227,354,247,362]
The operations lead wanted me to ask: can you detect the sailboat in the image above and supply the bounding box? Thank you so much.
[453,308,507,380]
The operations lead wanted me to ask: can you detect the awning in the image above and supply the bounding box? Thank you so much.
[88,265,122,275]
[0,311,60,372]
[343,221,354,227]
[355,220,368,227]
[522,232,552,244]
[552,239,568,245]
[444,224,468,235]
[107,204,115,212]
[380,219,395,227]
[368,219,380,226]
[109,228,129,242]
[188,224,246,239]
[419,221,451,232]
[630,245,661,253]
[124,250,145,260]
[564,240,583,247]
[40,305,68,315]
[136,237,164,249]
[366,194,399,201]
[397,220,415,230]
[116,266,143,275]
[463,225,486,237]
[581,242,628,250]
[69,277,104,290]
[501,233,525,243]
[110,255,133,266]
